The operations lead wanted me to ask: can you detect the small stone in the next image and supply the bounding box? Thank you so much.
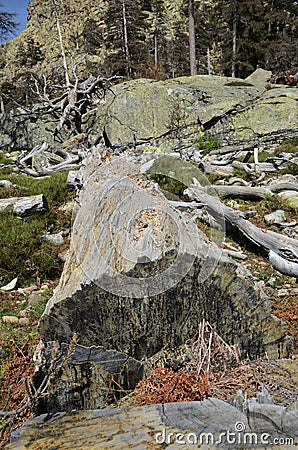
[40,284,49,291]
[0,277,18,291]
[286,196,298,210]
[19,309,28,317]
[67,171,82,188]
[264,209,286,225]
[19,317,30,326]
[41,233,64,246]
[0,180,13,189]
[277,289,289,297]
[28,292,44,306]
[279,191,298,200]
[2,316,19,324]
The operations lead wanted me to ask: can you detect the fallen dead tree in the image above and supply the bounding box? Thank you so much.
[16,142,80,177]
[205,182,298,200]
[0,194,48,217]
[185,179,298,278]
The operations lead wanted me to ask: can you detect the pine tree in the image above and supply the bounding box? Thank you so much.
[0,3,19,41]
[104,0,149,77]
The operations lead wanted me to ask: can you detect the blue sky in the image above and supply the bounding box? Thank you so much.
[0,0,30,41]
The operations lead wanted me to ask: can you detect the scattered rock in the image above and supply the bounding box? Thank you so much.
[286,196,298,209]
[2,316,19,324]
[18,317,30,326]
[67,170,83,188]
[0,277,18,291]
[264,209,286,224]
[245,68,272,86]
[0,179,13,189]
[279,190,298,200]
[28,292,44,306]
[40,232,64,246]
[0,194,49,217]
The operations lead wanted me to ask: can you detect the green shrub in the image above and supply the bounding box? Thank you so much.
[196,135,219,156]
[0,210,65,286]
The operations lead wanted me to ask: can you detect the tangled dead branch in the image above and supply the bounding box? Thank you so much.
[29,72,120,141]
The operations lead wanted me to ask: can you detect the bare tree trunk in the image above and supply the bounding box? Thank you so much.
[188,0,197,76]
[122,0,130,78]
[207,47,211,75]
[231,1,237,78]
[52,0,70,87]
[154,30,158,70]
[0,95,4,114]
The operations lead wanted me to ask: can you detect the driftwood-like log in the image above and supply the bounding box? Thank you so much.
[203,182,298,200]
[17,144,80,177]
[208,142,258,156]
[232,161,278,173]
[269,251,298,278]
[207,185,269,200]
[0,194,48,217]
[185,181,298,277]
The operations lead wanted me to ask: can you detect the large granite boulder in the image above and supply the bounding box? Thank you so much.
[90,75,262,150]
[33,152,291,414]
[90,71,298,150]
[1,71,297,150]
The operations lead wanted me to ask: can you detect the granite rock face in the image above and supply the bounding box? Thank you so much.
[7,398,298,449]
[33,153,291,413]
[1,70,297,150]
[91,71,298,151]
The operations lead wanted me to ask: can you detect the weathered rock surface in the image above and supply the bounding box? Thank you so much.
[0,194,49,217]
[89,72,298,150]
[33,153,291,413]
[7,398,298,449]
[1,71,297,150]
[40,232,65,246]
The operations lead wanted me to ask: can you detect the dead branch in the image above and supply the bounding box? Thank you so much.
[0,194,48,217]
[185,180,298,277]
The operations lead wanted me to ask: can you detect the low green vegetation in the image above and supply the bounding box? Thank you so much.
[0,151,14,165]
[0,170,74,286]
[196,134,219,156]
[150,156,212,197]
